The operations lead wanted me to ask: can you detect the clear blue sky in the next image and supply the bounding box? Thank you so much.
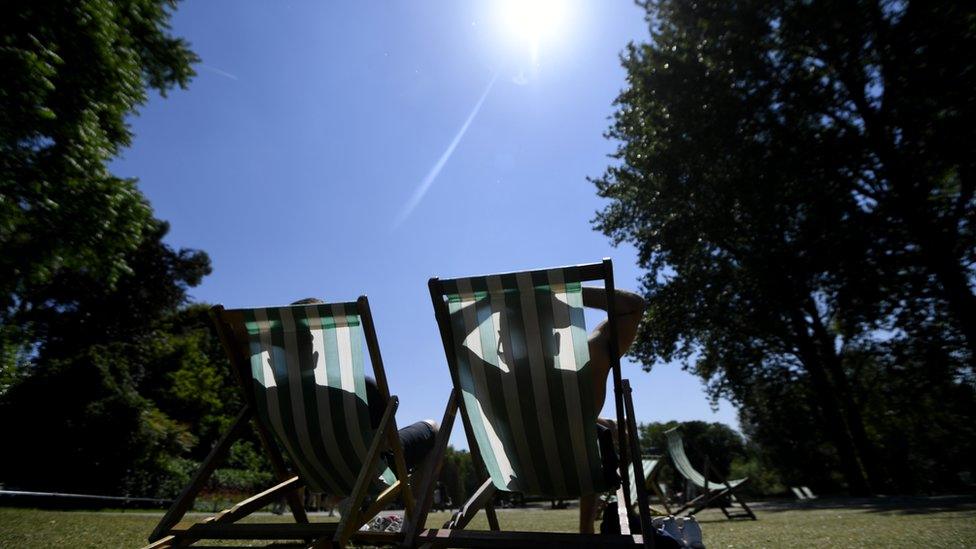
[113,0,739,447]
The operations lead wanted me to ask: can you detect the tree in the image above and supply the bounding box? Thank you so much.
[0,222,220,496]
[438,447,479,508]
[0,0,198,368]
[593,0,976,494]
[0,1,272,499]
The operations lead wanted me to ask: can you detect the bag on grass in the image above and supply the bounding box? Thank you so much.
[599,502,682,549]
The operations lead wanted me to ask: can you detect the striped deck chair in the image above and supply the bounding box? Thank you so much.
[666,427,755,520]
[146,297,416,548]
[403,259,655,548]
[628,457,670,515]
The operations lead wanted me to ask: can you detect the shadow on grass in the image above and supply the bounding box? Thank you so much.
[709,494,976,518]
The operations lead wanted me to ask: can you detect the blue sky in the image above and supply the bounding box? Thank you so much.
[113,0,738,447]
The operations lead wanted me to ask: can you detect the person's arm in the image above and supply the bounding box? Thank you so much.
[583,287,646,355]
[584,287,646,412]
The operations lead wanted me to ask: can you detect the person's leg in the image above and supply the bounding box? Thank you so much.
[394,419,438,471]
[580,492,599,533]
[581,419,623,533]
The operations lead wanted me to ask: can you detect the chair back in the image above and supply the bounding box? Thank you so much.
[215,301,393,495]
[665,428,709,488]
[430,263,613,498]
[629,457,660,505]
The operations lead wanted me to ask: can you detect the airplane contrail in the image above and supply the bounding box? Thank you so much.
[200,64,239,81]
[393,73,499,228]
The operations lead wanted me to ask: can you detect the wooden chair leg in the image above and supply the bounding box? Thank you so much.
[484,503,500,531]
[329,397,400,548]
[149,406,252,542]
[360,479,403,526]
[400,390,459,548]
[142,477,305,549]
[705,461,756,520]
[650,481,671,515]
[205,476,304,525]
[622,380,653,548]
[385,418,416,520]
[444,479,496,529]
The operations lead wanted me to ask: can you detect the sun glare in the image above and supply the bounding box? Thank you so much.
[497,0,570,63]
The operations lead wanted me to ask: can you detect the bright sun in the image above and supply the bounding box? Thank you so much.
[497,0,570,60]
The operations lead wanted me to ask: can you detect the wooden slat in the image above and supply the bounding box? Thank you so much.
[149,406,252,541]
[207,476,304,525]
[436,260,607,286]
[166,522,405,546]
[401,389,460,547]
[622,380,653,548]
[360,479,402,525]
[330,396,400,547]
[170,522,339,539]
[443,479,496,530]
[415,529,645,548]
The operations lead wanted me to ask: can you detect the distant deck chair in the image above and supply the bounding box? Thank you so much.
[801,486,817,499]
[665,428,755,520]
[146,297,416,548]
[403,259,656,548]
[628,457,671,515]
[790,486,808,500]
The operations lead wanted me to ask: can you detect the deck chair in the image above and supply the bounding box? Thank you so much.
[628,457,670,515]
[790,486,808,500]
[403,259,656,548]
[146,297,416,548]
[665,428,755,520]
[800,486,817,499]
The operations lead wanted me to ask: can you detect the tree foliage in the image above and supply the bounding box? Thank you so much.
[0,0,260,498]
[0,224,230,496]
[595,0,976,494]
[0,0,198,367]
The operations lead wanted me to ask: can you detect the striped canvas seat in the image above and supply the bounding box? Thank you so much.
[438,266,608,499]
[628,458,661,505]
[232,302,395,496]
[666,428,746,490]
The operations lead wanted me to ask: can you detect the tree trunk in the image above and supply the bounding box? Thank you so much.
[787,308,872,495]
[833,52,976,365]
[913,225,976,363]
[805,300,886,491]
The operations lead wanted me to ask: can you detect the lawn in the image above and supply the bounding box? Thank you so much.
[1,496,974,548]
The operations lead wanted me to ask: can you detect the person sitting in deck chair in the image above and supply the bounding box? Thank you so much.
[577,287,647,534]
[292,298,438,510]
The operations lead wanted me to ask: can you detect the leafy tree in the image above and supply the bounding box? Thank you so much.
[0,0,198,368]
[0,0,273,499]
[0,222,219,496]
[594,0,976,494]
[438,447,479,507]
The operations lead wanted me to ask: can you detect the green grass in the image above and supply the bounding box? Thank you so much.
[1,496,974,548]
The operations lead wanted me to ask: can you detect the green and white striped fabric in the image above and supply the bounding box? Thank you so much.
[440,267,607,499]
[628,458,661,505]
[665,428,746,490]
[238,302,395,496]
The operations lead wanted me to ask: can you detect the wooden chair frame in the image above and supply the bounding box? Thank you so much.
[402,259,654,548]
[670,443,755,520]
[629,456,671,516]
[145,296,417,548]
